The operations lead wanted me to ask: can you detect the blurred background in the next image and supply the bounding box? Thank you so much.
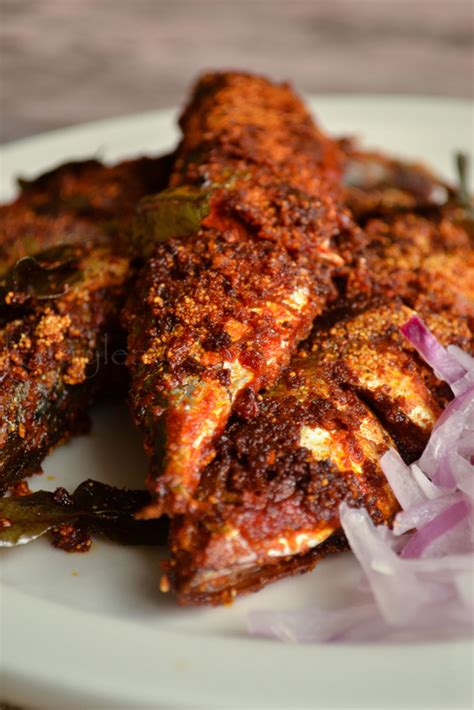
[1,0,473,142]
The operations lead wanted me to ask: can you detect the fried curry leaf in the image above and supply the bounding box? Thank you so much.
[72,479,168,545]
[133,186,211,256]
[1,244,80,304]
[0,491,73,545]
[0,480,168,547]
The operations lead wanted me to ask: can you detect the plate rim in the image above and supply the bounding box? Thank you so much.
[3,587,473,709]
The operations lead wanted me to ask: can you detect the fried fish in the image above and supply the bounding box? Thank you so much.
[167,205,473,604]
[125,72,361,517]
[0,154,172,491]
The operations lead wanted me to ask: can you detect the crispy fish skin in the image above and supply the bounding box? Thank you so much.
[126,72,359,516]
[0,156,172,492]
[167,208,474,605]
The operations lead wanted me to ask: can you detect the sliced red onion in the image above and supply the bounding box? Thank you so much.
[450,452,474,500]
[339,504,423,625]
[447,345,474,396]
[248,603,473,643]
[419,515,473,557]
[400,499,472,559]
[451,372,474,397]
[393,493,462,535]
[448,344,474,371]
[419,386,474,478]
[435,384,474,429]
[247,603,378,643]
[400,315,466,385]
[457,434,474,459]
[412,551,474,576]
[431,453,457,489]
[340,504,473,623]
[249,505,474,642]
[380,448,426,509]
[411,463,444,498]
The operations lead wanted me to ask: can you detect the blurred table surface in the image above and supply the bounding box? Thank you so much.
[1,0,473,143]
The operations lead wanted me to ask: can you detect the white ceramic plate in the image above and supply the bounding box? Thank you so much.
[1,96,473,710]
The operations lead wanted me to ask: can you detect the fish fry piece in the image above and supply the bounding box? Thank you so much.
[126,71,360,516]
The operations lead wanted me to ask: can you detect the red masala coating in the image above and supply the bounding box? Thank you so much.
[360,212,474,323]
[0,243,129,492]
[0,155,172,492]
[168,358,396,604]
[167,205,474,605]
[310,302,471,459]
[0,155,173,273]
[126,71,360,517]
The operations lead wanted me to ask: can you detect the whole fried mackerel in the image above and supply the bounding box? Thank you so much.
[0,155,172,492]
[125,72,361,517]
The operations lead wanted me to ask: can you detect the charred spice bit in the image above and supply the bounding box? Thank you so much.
[52,486,75,506]
[50,523,92,553]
